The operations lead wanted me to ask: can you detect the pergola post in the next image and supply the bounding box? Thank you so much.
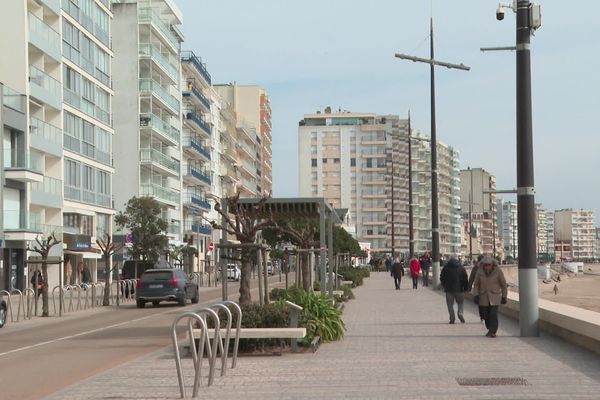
[327,212,334,296]
[319,205,327,296]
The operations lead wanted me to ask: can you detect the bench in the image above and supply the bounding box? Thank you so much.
[190,327,306,339]
[342,280,354,286]
[332,290,344,296]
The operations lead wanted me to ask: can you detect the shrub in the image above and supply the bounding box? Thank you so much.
[334,285,355,302]
[338,266,370,287]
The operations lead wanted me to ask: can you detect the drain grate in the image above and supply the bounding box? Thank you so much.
[456,377,529,386]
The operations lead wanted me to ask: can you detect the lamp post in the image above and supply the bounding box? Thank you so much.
[395,19,470,288]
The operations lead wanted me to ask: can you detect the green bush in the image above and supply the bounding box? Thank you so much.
[338,267,370,287]
[334,285,355,302]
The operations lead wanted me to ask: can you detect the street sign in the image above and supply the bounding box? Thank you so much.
[126,232,133,243]
[208,242,214,252]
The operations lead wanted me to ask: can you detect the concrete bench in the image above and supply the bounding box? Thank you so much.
[189,327,306,340]
[332,290,344,296]
[342,280,353,286]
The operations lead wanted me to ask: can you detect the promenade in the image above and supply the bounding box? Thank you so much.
[45,272,600,400]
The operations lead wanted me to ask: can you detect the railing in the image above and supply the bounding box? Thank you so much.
[2,210,43,232]
[186,165,211,185]
[168,223,181,235]
[140,148,180,174]
[2,85,25,112]
[138,8,179,50]
[63,87,111,126]
[185,112,211,135]
[139,43,178,79]
[139,79,180,112]
[181,51,212,85]
[31,176,63,196]
[184,221,212,235]
[239,140,255,157]
[29,65,61,99]
[183,84,211,110]
[30,117,62,145]
[186,192,211,210]
[185,137,211,160]
[3,148,43,173]
[28,12,60,52]
[140,182,180,204]
[140,113,180,144]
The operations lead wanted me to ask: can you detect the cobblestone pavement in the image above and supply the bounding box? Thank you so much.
[45,272,600,400]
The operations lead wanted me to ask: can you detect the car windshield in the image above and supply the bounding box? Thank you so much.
[142,271,173,282]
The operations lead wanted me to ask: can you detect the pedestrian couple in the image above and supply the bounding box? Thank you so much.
[440,255,507,337]
[391,255,430,290]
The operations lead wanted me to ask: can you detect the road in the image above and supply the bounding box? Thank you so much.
[0,275,287,400]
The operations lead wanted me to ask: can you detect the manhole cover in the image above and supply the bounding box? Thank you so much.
[456,377,529,386]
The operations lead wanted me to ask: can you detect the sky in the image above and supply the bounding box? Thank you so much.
[177,0,600,223]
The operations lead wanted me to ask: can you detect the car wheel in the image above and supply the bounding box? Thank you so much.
[191,290,199,304]
[0,303,6,328]
[178,297,186,306]
[136,300,145,308]
[152,301,160,307]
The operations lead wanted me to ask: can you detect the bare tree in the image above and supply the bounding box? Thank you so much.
[27,233,61,317]
[211,192,275,305]
[97,234,124,306]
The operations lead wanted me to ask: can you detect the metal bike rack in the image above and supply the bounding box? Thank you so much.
[52,285,63,315]
[210,304,232,377]
[66,285,75,312]
[220,300,242,369]
[172,312,210,399]
[194,307,221,387]
[9,289,24,322]
[24,288,35,319]
[0,290,13,322]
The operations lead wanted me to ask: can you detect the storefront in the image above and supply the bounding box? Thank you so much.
[63,233,101,284]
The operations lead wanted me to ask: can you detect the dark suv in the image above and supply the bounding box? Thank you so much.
[135,269,199,308]
[0,299,6,328]
[121,260,171,280]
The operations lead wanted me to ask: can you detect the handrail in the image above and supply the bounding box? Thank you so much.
[0,291,13,322]
[221,301,242,368]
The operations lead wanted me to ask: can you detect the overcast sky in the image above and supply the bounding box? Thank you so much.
[178,0,600,223]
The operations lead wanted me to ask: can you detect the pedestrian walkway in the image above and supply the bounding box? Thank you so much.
[45,272,600,400]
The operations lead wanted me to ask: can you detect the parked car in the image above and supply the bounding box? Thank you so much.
[0,299,7,328]
[267,261,275,275]
[135,269,199,308]
[227,264,241,281]
[121,260,171,280]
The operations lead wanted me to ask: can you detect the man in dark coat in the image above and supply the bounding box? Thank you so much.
[419,252,432,286]
[390,257,404,290]
[440,258,469,324]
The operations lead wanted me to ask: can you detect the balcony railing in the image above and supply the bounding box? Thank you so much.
[185,112,211,135]
[140,113,180,144]
[28,13,61,58]
[182,84,210,110]
[30,117,62,145]
[139,43,178,79]
[3,210,43,233]
[184,221,212,236]
[140,148,180,174]
[186,192,211,210]
[3,148,43,173]
[30,65,61,99]
[186,165,211,185]
[138,8,179,50]
[185,137,211,160]
[140,183,180,204]
[181,51,212,85]
[139,79,180,112]
[31,176,63,195]
[2,85,25,113]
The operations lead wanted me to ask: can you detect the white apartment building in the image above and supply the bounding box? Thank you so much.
[112,0,184,244]
[554,209,596,261]
[459,168,500,259]
[535,204,555,262]
[497,199,518,261]
[298,110,411,255]
[545,212,555,262]
[1,0,114,290]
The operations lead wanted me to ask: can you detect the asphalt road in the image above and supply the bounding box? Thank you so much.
[0,276,287,400]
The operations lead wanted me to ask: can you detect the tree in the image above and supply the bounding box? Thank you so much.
[170,244,196,274]
[27,233,61,317]
[210,192,275,305]
[332,226,361,256]
[114,196,168,261]
[97,234,124,306]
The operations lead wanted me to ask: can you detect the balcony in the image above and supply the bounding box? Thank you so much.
[138,8,179,52]
[139,113,180,146]
[184,164,211,187]
[184,192,211,211]
[28,13,61,61]
[3,148,44,183]
[31,176,63,209]
[184,221,212,236]
[2,85,25,113]
[139,79,180,114]
[140,183,179,207]
[140,148,180,177]
[181,51,211,86]
[182,83,210,112]
[183,136,210,161]
[30,118,62,157]
[29,65,62,110]
[185,111,211,137]
[139,43,178,83]
[168,222,181,236]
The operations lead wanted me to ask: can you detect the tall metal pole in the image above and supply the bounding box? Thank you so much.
[390,133,395,259]
[516,0,539,337]
[319,205,326,296]
[429,18,441,287]
[220,199,228,301]
[469,167,473,261]
[408,112,414,258]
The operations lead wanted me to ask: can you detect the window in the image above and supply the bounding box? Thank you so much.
[96,213,109,238]
[334,158,340,164]
[82,165,94,191]
[65,159,80,187]
[311,158,317,167]
[366,158,372,168]
[97,170,110,195]
[350,158,356,167]
[322,158,327,164]
[63,66,79,92]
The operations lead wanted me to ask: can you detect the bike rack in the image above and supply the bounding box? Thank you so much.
[221,301,242,369]
[91,283,103,307]
[0,290,13,322]
[65,285,75,312]
[23,288,35,319]
[52,285,63,315]
[9,289,24,322]
[210,303,232,377]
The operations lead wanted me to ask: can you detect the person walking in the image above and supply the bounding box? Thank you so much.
[30,270,45,299]
[440,258,469,324]
[468,255,485,322]
[390,257,404,290]
[419,252,432,287]
[385,257,392,273]
[409,256,421,289]
[472,255,508,338]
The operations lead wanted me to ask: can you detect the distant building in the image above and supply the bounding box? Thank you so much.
[535,204,554,263]
[497,200,518,261]
[554,209,595,261]
[595,227,600,261]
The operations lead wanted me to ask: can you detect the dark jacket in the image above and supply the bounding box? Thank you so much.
[440,258,468,293]
[391,261,404,278]
[468,264,479,291]
[419,255,432,270]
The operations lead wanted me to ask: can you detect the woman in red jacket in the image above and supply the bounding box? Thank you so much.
[409,256,421,289]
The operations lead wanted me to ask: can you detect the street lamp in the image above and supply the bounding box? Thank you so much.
[494,0,542,337]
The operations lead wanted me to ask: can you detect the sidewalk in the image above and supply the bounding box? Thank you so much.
[45,272,600,400]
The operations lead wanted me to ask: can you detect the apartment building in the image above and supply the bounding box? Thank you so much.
[595,227,600,260]
[214,84,272,197]
[411,134,462,257]
[497,200,518,261]
[112,0,184,244]
[554,209,596,261]
[535,204,555,262]
[1,0,114,290]
[459,168,500,259]
[545,212,555,262]
[298,110,410,255]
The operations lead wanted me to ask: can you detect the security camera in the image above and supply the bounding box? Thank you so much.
[496,5,505,20]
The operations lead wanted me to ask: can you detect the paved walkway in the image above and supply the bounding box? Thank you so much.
[45,272,600,399]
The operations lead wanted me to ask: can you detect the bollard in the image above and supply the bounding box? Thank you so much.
[286,300,303,353]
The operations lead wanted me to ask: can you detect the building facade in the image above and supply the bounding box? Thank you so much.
[554,209,596,261]
[535,204,554,262]
[497,199,518,261]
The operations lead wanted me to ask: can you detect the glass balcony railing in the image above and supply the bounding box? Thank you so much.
[185,111,211,135]
[30,118,62,145]
[28,13,61,58]
[139,43,178,79]
[138,8,179,50]
[3,148,43,173]
[139,113,180,144]
[168,222,181,235]
[30,65,61,100]
[181,51,212,85]
[140,183,180,204]
[140,148,180,174]
[2,85,25,113]
[139,79,180,112]
[2,210,43,232]
[31,176,63,195]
